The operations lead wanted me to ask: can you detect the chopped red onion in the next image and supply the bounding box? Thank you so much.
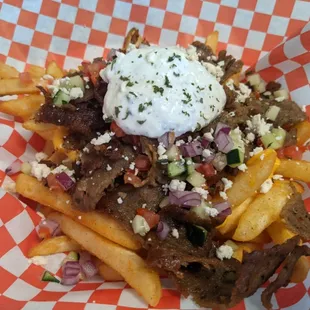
[180,141,203,157]
[212,153,227,171]
[213,201,232,216]
[36,219,60,239]
[158,132,175,148]
[61,275,80,286]
[214,131,234,154]
[5,160,21,175]
[79,251,91,265]
[215,123,231,136]
[55,172,75,191]
[201,138,210,148]
[169,191,201,207]
[80,260,98,278]
[156,221,170,240]
[62,261,80,277]
[203,153,216,164]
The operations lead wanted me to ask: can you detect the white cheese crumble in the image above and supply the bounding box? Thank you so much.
[162,184,169,195]
[169,179,186,192]
[129,162,135,170]
[30,162,51,181]
[132,215,150,236]
[226,79,251,103]
[250,147,264,157]
[260,179,273,194]
[91,131,114,145]
[186,45,198,61]
[273,174,284,181]
[202,149,212,158]
[222,178,233,192]
[219,191,228,200]
[172,228,179,239]
[0,95,18,101]
[117,197,123,204]
[246,114,272,137]
[203,132,214,141]
[203,62,224,81]
[246,132,255,142]
[35,152,48,162]
[237,163,248,172]
[106,164,112,171]
[157,143,168,160]
[192,187,209,200]
[51,164,74,177]
[216,245,234,260]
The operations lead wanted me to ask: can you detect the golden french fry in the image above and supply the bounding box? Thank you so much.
[49,212,161,307]
[205,30,218,54]
[43,140,55,157]
[217,197,253,235]
[16,174,141,250]
[94,258,124,281]
[52,127,69,150]
[276,159,310,182]
[267,221,309,283]
[226,149,277,207]
[233,181,293,241]
[46,61,64,79]
[28,235,80,257]
[48,151,67,165]
[0,95,44,120]
[0,63,19,79]
[37,205,54,217]
[23,119,58,140]
[27,65,46,78]
[291,181,304,194]
[0,78,47,95]
[235,242,263,253]
[295,121,310,147]
[248,230,271,244]
[229,73,240,86]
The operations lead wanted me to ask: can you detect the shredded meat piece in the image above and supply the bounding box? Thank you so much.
[218,50,243,83]
[192,41,214,62]
[266,81,281,92]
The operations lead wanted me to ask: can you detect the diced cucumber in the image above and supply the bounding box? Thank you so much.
[261,128,286,150]
[53,90,70,107]
[274,89,289,100]
[265,106,280,121]
[254,81,266,93]
[165,145,180,162]
[68,75,85,92]
[185,158,195,175]
[191,201,213,219]
[42,271,60,283]
[226,149,244,167]
[246,73,261,87]
[186,224,208,247]
[167,161,186,178]
[186,171,205,187]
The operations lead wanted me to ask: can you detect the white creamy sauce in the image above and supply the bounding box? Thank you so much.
[100,46,226,138]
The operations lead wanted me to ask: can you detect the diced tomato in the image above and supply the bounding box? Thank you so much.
[19,72,32,84]
[37,226,51,239]
[283,145,303,160]
[276,148,285,159]
[47,174,63,191]
[136,208,160,229]
[88,61,106,85]
[110,121,126,137]
[124,172,143,187]
[135,155,151,171]
[256,138,263,148]
[196,163,216,177]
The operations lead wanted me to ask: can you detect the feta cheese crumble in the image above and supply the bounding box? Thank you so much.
[219,191,228,200]
[273,174,284,181]
[172,228,179,239]
[222,178,233,192]
[192,187,209,200]
[246,114,272,137]
[117,197,123,204]
[216,245,233,260]
[260,179,273,194]
[35,152,48,162]
[250,147,264,157]
[237,163,248,172]
[91,131,114,145]
[169,179,186,192]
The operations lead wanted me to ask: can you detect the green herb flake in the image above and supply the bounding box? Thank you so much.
[120,76,130,81]
[164,75,172,88]
[115,106,122,118]
[167,53,181,62]
[138,104,146,113]
[122,109,130,120]
[197,86,205,91]
[182,90,192,104]
[208,84,212,91]
[138,54,142,58]
[145,101,152,106]
[129,91,137,97]
[126,81,134,87]
[173,72,180,77]
[182,110,190,117]
[137,120,146,125]
[210,104,215,112]
[199,98,203,103]
[153,85,164,96]
[170,64,177,68]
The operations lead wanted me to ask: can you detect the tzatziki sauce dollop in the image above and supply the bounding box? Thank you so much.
[100,46,226,138]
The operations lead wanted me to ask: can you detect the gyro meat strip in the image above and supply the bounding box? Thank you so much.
[191,41,214,62]
[261,245,310,309]
[98,184,163,232]
[280,192,310,240]
[72,145,135,211]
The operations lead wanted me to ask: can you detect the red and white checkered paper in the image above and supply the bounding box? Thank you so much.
[0,0,309,309]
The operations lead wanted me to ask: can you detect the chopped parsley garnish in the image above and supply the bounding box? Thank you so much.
[182,110,190,117]
[138,54,142,58]
[199,98,203,103]
[191,82,195,86]
[153,85,164,96]
[145,101,152,106]
[170,64,177,68]
[111,59,116,70]
[120,75,130,81]
[117,70,120,74]
[138,104,146,112]
[208,84,212,91]
[122,109,130,120]
[182,90,191,104]
[126,81,134,87]
[197,86,205,91]
[173,72,180,77]
[164,75,172,88]
[200,111,207,120]
[129,91,137,97]
[210,105,215,112]
[137,120,146,125]
[216,98,220,102]
[115,106,122,118]
[168,53,181,62]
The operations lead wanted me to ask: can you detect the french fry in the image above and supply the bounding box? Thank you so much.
[49,212,162,307]
[16,174,141,250]
[46,61,64,79]
[276,159,310,182]
[37,205,54,217]
[52,127,69,150]
[217,197,253,235]
[0,78,47,95]
[205,30,219,54]
[226,149,277,207]
[0,95,44,120]
[229,73,240,86]
[48,151,67,165]
[248,230,271,244]
[27,65,46,78]
[235,242,263,253]
[94,258,124,281]
[267,221,310,283]
[43,140,55,157]
[23,120,58,140]
[291,181,304,194]
[233,181,293,241]
[295,121,310,147]
[28,235,80,257]
[0,63,19,79]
